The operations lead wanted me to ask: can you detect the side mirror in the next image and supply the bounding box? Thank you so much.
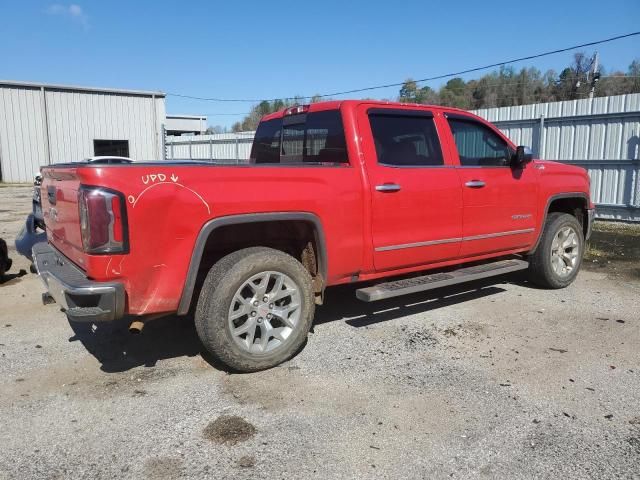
[512,146,533,167]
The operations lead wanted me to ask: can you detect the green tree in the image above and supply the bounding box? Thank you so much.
[399,79,435,104]
[438,78,469,108]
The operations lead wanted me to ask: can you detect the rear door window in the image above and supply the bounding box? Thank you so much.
[368,112,443,167]
[250,110,348,165]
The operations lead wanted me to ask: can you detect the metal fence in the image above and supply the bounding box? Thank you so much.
[473,93,640,222]
[164,132,255,164]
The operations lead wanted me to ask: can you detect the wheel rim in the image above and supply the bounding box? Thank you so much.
[227,271,302,354]
[550,226,580,277]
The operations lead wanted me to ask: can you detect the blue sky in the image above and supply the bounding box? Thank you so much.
[1,0,639,127]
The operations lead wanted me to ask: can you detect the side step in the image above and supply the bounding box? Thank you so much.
[356,258,528,302]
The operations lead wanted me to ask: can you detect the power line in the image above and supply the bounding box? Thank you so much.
[200,112,251,116]
[195,75,640,117]
[166,31,640,103]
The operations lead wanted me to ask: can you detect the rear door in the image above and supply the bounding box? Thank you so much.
[358,106,463,272]
[443,113,538,257]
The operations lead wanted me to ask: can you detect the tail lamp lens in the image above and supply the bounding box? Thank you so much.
[78,187,127,253]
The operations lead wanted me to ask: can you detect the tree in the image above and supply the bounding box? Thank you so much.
[397,52,640,109]
[399,79,435,104]
[438,77,469,108]
[205,125,225,135]
[232,94,326,131]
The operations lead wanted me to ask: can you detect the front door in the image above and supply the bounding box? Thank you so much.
[358,106,463,272]
[444,114,538,258]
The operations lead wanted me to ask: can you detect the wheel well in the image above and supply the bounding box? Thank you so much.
[547,196,589,238]
[195,220,324,299]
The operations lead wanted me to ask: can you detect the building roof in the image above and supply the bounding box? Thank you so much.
[0,80,165,97]
[166,114,207,120]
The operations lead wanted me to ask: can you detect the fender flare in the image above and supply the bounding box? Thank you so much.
[528,192,590,254]
[177,212,328,315]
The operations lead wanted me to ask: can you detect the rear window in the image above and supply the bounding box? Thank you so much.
[250,110,348,165]
[250,119,281,164]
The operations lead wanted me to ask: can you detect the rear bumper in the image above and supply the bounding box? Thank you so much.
[585,208,595,241]
[32,242,125,322]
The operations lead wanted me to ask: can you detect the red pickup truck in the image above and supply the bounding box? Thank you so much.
[18,100,594,371]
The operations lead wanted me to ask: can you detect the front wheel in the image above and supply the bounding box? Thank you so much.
[528,212,584,288]
[195,247,315,372]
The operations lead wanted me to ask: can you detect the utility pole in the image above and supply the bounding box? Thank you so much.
[589,51,600,99]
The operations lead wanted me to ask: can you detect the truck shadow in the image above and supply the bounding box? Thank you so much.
[314,274,517,328]
[68,273,525,373]
[67,315,204,373]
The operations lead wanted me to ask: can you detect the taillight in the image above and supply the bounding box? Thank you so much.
[78,187,128,254]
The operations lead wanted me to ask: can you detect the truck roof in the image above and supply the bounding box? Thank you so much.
[260,99,476,122]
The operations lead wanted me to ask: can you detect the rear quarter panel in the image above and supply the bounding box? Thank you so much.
[78,164,364,315]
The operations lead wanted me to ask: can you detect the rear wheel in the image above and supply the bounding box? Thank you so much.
[528,212,584,288]
[195,247,315,372]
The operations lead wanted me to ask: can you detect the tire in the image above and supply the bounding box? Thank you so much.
[528,212,584,289]
[195,247,315,372]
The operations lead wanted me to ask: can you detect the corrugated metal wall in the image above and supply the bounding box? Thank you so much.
[0,82,166,183]
[0,86,49,183]
[474,93,640,221]
[165,132,255,163]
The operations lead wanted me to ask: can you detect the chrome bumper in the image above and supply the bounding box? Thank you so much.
[32,242,125,322]
[585,208,595,241]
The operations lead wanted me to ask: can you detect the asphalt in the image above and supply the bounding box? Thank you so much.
[1,184,639,479]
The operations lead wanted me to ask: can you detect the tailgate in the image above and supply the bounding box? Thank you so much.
[40,166,87,268]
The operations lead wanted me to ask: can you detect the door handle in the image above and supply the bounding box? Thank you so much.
[375,183,401,192]
[465,180,486,188]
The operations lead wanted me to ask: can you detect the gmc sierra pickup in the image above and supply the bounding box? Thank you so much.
[17,100,594,371]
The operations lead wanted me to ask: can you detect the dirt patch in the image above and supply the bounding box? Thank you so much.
[144,456,184,479]
[584,221,640,280]
[402,326,438,349]
[203,415,256,445]
[237,455,256,468]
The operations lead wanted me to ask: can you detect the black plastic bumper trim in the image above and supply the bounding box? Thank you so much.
[32,242,125,322]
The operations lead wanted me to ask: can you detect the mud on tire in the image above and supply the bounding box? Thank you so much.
[195,247,315,372]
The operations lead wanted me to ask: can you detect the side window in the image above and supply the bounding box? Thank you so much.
[368,113,443,166]
[250,119,281,164]
[447,118,513,167]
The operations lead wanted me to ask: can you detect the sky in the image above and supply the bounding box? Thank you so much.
[1,0,639,128]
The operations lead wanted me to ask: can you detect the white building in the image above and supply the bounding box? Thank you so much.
[165,114,208,136]
[0,80,166,183]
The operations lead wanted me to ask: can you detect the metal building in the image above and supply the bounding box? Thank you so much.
[0,80,166,183]
[165,114,207,136]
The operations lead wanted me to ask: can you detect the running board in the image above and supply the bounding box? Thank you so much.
[356,259,528,302]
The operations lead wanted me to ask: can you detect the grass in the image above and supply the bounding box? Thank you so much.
[584,221,640,279]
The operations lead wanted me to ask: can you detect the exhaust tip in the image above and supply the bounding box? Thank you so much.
[129,320,145,334]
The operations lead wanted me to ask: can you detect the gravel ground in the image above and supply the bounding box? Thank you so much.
[1,184,639,479]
